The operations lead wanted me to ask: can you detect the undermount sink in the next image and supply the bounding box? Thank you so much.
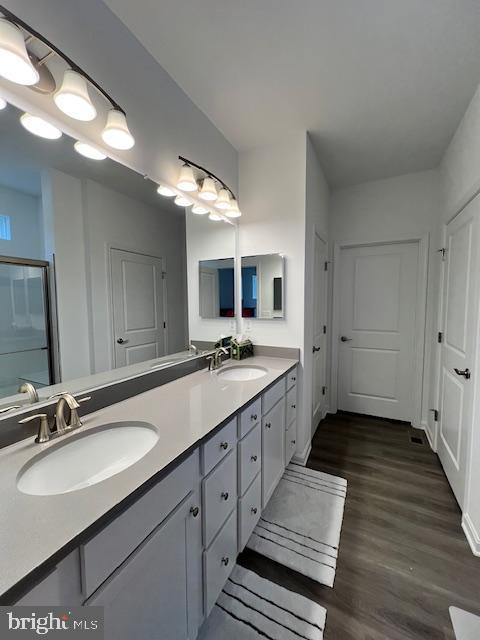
[217,365,268,382]
[17,422,159,496]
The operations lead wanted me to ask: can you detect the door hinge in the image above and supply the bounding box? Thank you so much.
[322,386,327,396]
[437,248,447,260]
[163,321,166,329]
[430,409,439,422]
[323,325,327,334]
[438,331,443,344]
[324,261,330,271]
[162,271,167,280]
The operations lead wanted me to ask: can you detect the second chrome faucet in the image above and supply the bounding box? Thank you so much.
[19,393,91,444]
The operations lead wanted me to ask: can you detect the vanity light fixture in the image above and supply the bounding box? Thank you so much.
[226,199,242,218]
[20,112,62,139]
[54,70,97,121]
[0,18,39,85]
[215,188,231,210]
[0,6,135,150]
[0,97,6,109]
[208,212,223,221]
[74,141,106,160]
[198,177,218,201]
[192,204,209,215]
[157,184,176,197]
[176,163,198,192]
[174,194,193,207]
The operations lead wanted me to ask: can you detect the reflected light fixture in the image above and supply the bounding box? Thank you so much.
[157,184,176,197]
[0,97,6,110]
[174,194,193,207]
[0,19,39,86]
[101,109,135,150]
[20,113,62,139]
[54,70,97,121]
[176,164,197,192]
[192,204,209,215]
[198,177,218,201]
[226,199,242,218]
[74,141,106,160]
[208,212,223,221]
[215,188,231,210]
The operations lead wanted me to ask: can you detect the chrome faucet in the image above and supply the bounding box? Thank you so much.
[207,347,229,371]
[18,382,39,403]
[189,343,199,355]
[18,393,91,443]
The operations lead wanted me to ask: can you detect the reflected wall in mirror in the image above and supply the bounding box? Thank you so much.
[241,254,285,319]
[198,258,234,319]
[0,101,218,409]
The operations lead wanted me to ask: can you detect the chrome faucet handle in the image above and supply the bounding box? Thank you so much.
[19,413,51,444]
[0,405,21,414]
[189,343,199,355]
[18,382,39,403]
[68,395,91,430]
[54,393,80,433]
[206,355,215,371]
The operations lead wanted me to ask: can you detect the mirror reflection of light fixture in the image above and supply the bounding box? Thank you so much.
[74,141,106,160]
[174,194,193,207]
[198,177,218,201]
[157,184,176,197]
[209,212,223,221]
[54,70,97,121]
[20,113,62,139]
[101,109,135,150]
[0,97,6,110]
[176,164,197,192]
[226,199,242,218]
[192,204,209,215]
[0,19,39,86]
[215,188,231,210]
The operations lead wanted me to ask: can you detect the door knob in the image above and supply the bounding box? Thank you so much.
[312,346,321,353]
[117,338,128,344]
[454,368,471,380]
[340,336,352,342]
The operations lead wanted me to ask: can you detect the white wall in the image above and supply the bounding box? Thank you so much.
[330,170,442,438]
[0,184,44,260]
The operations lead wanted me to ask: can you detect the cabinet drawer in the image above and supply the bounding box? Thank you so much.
[285,421,297,465]
[238,472,261,551]
[262,377,286,415]
[238,423,261,496]
[204,509,237,616]
[203,449,237,547]
[287,367,298,390]
[81,450,199,598]
[202,417,237,476]
[239,398,261,439]
[286,385,297,427]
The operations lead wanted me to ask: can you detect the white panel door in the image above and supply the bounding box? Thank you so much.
[111,249,166,367]
[338,242,418,421]
[438,197,480,507]
[199,267,219,318]
[312,234,328,433]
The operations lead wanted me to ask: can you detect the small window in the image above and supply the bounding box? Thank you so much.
[0,215,11,240]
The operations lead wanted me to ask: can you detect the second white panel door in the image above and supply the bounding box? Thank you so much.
[338,242,419,421]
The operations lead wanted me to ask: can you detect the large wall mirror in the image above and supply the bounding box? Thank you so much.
[0,101,235,411]
[241,254,285,319]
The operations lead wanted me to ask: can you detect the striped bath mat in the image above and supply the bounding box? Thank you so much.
[246,463,347,587]
[199,565,326,639]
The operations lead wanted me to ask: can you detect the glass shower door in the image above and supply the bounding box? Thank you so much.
[0,259,52,400]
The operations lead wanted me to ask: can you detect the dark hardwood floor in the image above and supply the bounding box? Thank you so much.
[238,412,480,639]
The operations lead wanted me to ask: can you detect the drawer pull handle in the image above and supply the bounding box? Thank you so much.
[220,441,229,450]
[291,439,296,444]
[251,507,258,515]
[265,422,271,429]
[221,556,230,566]
[251,413,258,421]
[291,404,296,409]
[251,455,258,462]
[221,491,229,501]
[190,506,200,518]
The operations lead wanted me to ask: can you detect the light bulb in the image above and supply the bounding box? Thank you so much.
[226,199,242,218]
[0,97,6,110]
[198,177,218,201]
[0,19,39,86]
[174,195,193,207]
[176,164,197,192]
[192,204,209,215]
[101,109,135,150]
[74,141,106,160]
[209,212,222,221]
[215,188,231,210]
[54,70,97,121]
[157,184,176,197]
[20,113,62,140]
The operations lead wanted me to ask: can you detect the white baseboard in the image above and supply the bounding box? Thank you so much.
[462,513,480,556]
[292,440,312,466]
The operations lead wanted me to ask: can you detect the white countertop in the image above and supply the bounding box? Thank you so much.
[0,356,297,598]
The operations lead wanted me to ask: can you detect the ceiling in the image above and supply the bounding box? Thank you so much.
[103,0,480,188]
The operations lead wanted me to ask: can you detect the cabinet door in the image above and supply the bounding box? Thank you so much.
[262,399,285,508]
[86,491,202,640]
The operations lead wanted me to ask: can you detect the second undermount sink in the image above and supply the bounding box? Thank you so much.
[217,365,268,382]
[17,422,159,496]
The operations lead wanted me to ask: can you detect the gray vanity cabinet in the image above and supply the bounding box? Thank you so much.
[86,490,202,640]
[262,395,286,508]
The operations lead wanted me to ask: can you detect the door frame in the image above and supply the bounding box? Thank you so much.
[331,234,429,427]
[107,245,168,369]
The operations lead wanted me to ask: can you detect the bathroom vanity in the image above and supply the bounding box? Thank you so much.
[0,357,297,640]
